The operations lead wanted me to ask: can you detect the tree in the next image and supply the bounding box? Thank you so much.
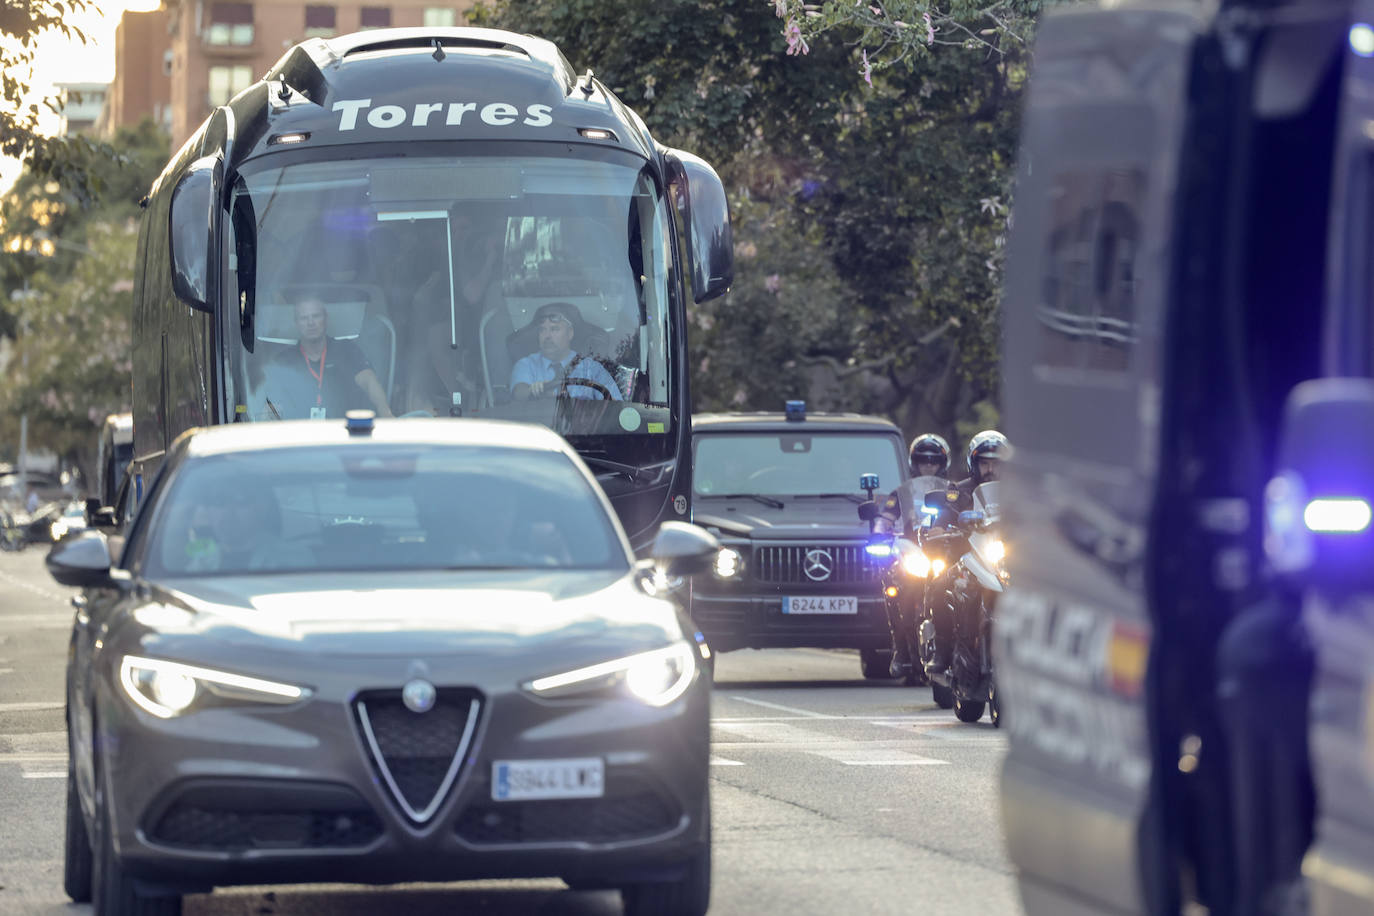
[1,0,115,204]
[0,120,168,477]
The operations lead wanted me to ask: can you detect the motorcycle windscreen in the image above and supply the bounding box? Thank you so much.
[996,5,1199,915]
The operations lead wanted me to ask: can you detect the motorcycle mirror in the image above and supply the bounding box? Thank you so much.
[959,510,986,527]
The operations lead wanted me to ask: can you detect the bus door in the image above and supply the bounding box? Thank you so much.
[997,6,1200,914]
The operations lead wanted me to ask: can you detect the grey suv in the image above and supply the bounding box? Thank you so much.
[687,408,908,679]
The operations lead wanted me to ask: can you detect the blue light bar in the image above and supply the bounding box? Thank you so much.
[1352,23,1374,57]
[865,542,893,558]
[345,410,375,435]
[784,400,806,421]
[1304,498,1372,533]
[921,505,940,516]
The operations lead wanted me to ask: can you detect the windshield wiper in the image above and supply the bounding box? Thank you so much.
[701,493,785,509]
[796,493,866,504]
[580,455,644,482]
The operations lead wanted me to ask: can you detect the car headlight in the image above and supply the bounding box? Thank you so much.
[50,519,68,540]
[525,642,697,707]
[119,655,311,719]
[713,547,743,578]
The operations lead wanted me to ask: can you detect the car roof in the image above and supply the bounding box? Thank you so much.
[180,418,575,458]
[692,412,902,435]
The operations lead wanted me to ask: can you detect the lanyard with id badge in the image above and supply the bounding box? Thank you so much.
[303,342,327,419]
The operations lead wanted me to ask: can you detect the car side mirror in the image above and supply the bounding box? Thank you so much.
[650,520,721,578]
[84,496,101,524]
[45,531,116,588]
[1265,378,1374,593]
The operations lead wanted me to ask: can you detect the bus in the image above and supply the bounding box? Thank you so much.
[129,26,732,550]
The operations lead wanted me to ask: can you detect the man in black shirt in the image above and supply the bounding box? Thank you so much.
[268,297,393,419]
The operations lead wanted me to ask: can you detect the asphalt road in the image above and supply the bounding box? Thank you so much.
[0,546,1020,915]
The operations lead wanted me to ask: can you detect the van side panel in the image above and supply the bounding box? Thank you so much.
[997,7,1200,914]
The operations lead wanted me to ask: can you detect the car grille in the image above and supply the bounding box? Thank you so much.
[753,544,876,586]
[455,774,678,845]
[353,688,482,824]
[150,804,383,851]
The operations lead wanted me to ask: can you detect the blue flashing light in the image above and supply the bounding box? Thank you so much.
[865,542,893,558]
[1353,23,1374,57]
[345,410,376,435]
[784,400,806,421]
[1303,497,1372,533]
[921,505,940,516]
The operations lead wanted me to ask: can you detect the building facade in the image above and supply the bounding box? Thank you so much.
[163,0,479,149]
[54,82,108,136]
[103,9,174,138]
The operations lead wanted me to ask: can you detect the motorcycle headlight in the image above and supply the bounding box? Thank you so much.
[985,539,1006,563]
[50,519,68,540]
[900,546,932,578]
[713,547,743,578]
[525,643,697,707]
[119,656,311,719]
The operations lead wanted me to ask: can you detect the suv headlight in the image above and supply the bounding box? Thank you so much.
[713,547,743,578]
[119,656,311,719]
[525,642,697,707]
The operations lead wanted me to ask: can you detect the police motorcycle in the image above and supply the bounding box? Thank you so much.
[924,481,1005,724]
[861,473,952,686]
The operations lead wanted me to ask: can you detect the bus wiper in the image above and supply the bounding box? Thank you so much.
[580,455,643,481]
[703,493,785,509]
[798,493,865,504]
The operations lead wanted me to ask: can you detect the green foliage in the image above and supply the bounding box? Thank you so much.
[0,120,169,466]
[473,0,1025,443]
[1,0,119,204]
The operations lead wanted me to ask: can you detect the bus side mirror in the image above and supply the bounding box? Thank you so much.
[1265,378,1374,593]
[168,155,221,313]
[665,149,733,303]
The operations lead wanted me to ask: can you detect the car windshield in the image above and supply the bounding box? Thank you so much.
[143,445,629,577]
[224,149,677,467]
[693,433,905,497]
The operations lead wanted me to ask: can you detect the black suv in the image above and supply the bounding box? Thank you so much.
[687,407,908,678]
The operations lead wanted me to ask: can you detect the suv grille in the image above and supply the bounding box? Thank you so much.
[353,688,481,823]
[753,544,876,586]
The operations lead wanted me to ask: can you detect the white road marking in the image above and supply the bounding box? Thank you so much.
[709,756,745,767]
[806,748,948,766]
[727,696,827,717]
[0,569,67,603]
[22,771,66,779]
[0,668,13,675]
[714,720,831,744]
[0,613,71,628]
[0,702,63,712]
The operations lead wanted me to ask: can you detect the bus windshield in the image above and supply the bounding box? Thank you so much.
[223,150,677,466]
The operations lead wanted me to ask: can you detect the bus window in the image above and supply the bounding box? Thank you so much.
[223,152,676,467]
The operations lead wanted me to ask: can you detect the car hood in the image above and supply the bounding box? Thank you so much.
[130,569,683,664]
[692,498,870,540]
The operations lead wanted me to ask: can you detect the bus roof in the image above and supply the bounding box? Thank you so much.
[211,27,657,168]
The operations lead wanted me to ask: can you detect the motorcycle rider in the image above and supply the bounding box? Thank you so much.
[926,430,1010,676]
[882,434,952,678]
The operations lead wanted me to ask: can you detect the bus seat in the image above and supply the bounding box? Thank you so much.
[356,313,396,399]
[479,306,515,406]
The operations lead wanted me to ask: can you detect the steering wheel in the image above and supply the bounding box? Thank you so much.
[556,378,613,401]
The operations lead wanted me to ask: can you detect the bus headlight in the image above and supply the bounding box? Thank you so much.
[713,547,743,578]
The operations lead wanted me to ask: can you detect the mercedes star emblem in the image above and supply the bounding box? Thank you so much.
[401,678,437,714]
[804,548,834,582]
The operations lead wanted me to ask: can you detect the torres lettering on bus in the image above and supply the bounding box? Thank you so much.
[331,99,555,130]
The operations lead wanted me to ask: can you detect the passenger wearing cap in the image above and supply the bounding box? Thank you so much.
[510,302,622,401]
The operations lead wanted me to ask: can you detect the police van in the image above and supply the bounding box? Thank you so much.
[998,2,1374,914]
